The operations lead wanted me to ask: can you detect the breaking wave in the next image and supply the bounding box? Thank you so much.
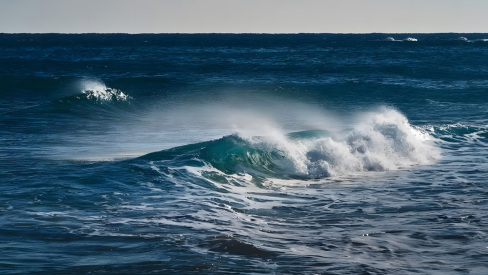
[403,37,418,42]
[384,37,401,42]
[141,108,440,180]
[80,80,131,102]
[55,79,133,111]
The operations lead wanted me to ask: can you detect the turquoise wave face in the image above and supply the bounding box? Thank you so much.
[139,135,282,177]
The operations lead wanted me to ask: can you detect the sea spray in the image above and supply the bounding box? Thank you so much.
[234,107,440,178]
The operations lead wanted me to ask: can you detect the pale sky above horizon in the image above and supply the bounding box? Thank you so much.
[0,0,487,33]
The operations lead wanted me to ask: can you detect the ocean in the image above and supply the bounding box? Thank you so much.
[1,33,487,274]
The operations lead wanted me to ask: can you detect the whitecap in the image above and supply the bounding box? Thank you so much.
[199,107,441,179]
[80,79,131,102]
[403,37,418,42]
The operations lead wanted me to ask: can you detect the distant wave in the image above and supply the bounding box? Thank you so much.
[141,108,440,180]
[382,36,488,43]
[403,37,418,42]
[453,37,488,43]
[80,80,131,102]
[384,37,401,42]
[471,38,488,42]
[383,37,417,42]
[56,79,132,107]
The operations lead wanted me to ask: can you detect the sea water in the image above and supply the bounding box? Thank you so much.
[1,33,488,274]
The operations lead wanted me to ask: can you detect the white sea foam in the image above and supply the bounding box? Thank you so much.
[236,107,440,178]
[403,37,418,42]
[80,79,130,102]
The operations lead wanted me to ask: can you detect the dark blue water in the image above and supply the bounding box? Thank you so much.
[1,33,488,274]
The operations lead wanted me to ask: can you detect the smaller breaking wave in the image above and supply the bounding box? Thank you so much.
[472,38,488,43]
[403,37,418,42]
[382,37,417,42]
[384,37,401,42]
[453,37,488,43]
[49,79,136,120]
[56,79,132,107]
[80,80,131,102]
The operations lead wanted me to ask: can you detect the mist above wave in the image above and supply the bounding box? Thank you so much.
[46,83,440,169]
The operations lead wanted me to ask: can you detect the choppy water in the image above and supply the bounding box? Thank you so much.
[1,33,488,274]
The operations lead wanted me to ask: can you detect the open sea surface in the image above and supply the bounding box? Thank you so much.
[1,33,488,274]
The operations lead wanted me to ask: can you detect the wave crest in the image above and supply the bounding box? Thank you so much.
[403,37,418,42]
[241,108,438,178]
[81,80,130,102]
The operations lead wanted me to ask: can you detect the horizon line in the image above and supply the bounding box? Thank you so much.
[1,32,488,35]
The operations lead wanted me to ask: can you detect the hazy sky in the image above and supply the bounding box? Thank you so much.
[0,0,486,33]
